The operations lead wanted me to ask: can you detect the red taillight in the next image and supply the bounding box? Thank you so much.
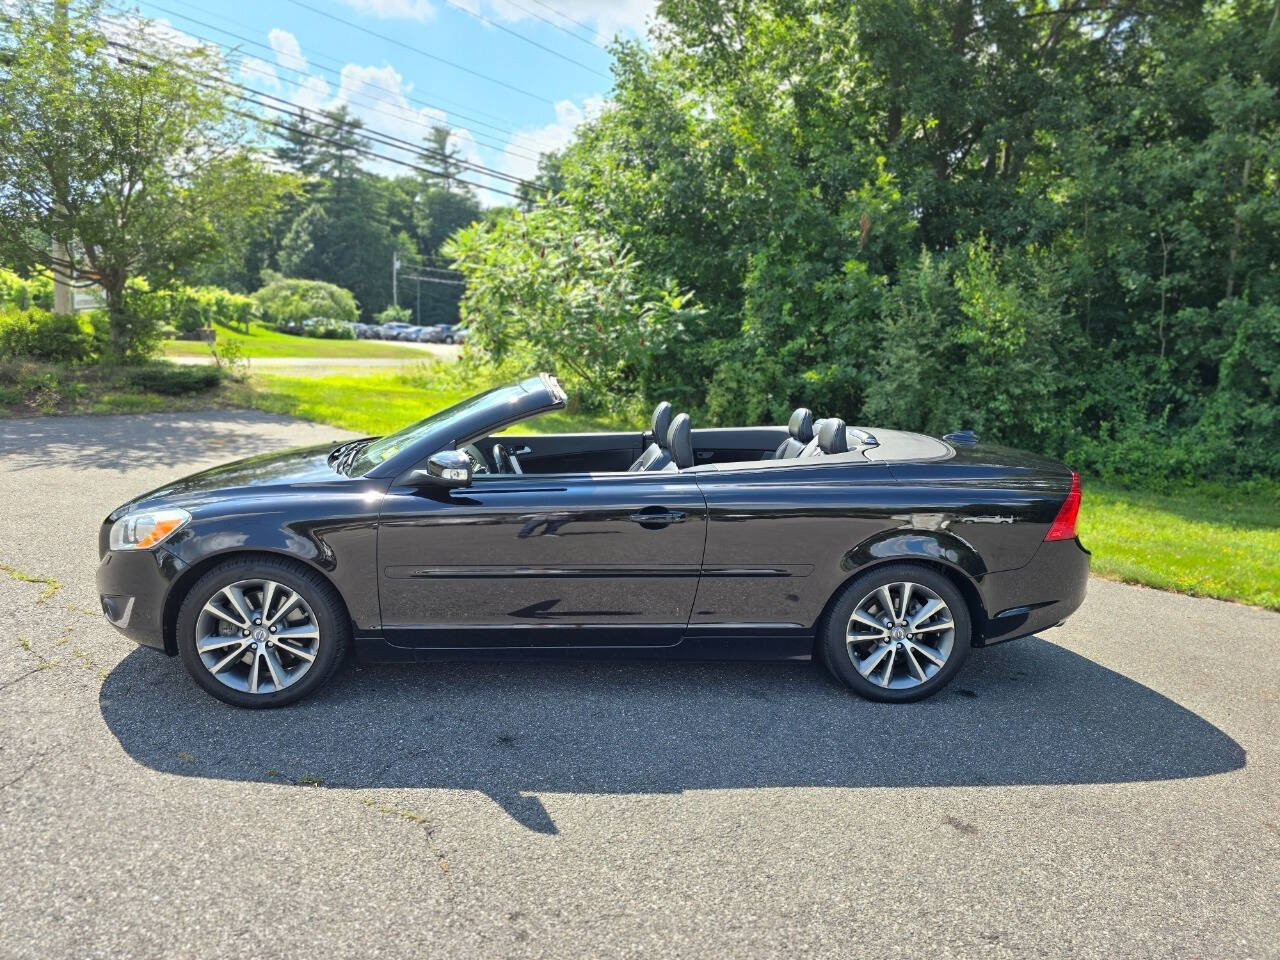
[1045,471,1081,541]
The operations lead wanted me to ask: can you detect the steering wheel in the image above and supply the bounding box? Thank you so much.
[459,443,489,475]
[491,442,523,475]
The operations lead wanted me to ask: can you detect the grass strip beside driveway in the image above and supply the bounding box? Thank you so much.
[163,324,426,360]
[1080,483,1279,611]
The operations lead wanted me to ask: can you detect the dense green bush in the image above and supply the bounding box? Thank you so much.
[122,363,222,395]
[0,307,95,362]
[375,304,411,326]
[251,273,359,327]
[446,203,698,408]
[303,317,356,339]
[0,269,53,311]
[122,279,256,337]
[447,0,1280,484]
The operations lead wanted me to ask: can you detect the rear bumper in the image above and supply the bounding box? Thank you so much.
[976,537,1089,646]
[95,547,187,652]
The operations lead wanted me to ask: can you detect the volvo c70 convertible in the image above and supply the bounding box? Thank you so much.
[97,374,1088,708]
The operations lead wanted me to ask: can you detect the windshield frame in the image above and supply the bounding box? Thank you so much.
[351,374,567,479]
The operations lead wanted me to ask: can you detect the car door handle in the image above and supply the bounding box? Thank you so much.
[629,509,687,526]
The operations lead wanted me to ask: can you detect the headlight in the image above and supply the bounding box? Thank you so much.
[109,507,192,551]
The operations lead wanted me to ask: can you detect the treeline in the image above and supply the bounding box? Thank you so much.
[452,0,1280,483]
[0,0,484,355]
[201,111,485,325]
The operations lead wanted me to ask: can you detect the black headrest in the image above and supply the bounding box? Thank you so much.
[817,417,848,454]
[667,413,693,468]
[788,407,814,443]
[650,401,672,446]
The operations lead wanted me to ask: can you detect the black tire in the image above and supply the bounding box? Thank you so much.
[176,556,350,709]
[819,563,972,703]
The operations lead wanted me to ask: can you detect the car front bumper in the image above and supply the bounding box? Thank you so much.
[95,547,188,652]
[976,537,1090,646]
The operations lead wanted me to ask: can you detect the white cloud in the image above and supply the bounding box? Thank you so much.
[256,24,609,206]
[103,14,208,57]
[269,29,308,73]
[339,0,436,20]
[239,57,281,91]
[498,95,606,184]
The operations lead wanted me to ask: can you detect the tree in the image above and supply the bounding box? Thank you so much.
[0,0,280,356]
[445,202,700,406]
[498,0,1279,481]
[251,272,358,326]
[278,176,411,321]
[420,124,471,195]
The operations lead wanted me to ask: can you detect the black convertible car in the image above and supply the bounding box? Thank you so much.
[97,374,1088,708]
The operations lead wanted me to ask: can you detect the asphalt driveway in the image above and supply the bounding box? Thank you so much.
[1,412,1276,959]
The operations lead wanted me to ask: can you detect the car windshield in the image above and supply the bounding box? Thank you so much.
[346,380,543,476]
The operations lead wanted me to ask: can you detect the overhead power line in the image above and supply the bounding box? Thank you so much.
[230,81,532,187]
[248,106,527,201]
[480,0,609,52]
[142,1,548,159]
[433,0,610,72]
[107,39,530,201]
[526,0,604,38]
[280,0,560,106]
[400,272,466,287]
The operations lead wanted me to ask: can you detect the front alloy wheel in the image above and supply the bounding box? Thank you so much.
[195,579,321,695]
[177,558,349,708]
[821,564,971,703]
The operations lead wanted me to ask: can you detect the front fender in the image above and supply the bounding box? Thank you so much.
[162,505,382,633]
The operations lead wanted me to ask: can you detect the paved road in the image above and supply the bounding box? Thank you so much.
[1,413,1276,959]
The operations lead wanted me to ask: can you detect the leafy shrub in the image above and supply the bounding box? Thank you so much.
[123,363,223,396]
[375,304,411,326]
[252,273,359,327]
[445,203,698,408]
[303,317,356,339]
[0,269,53,311]
[124,279,257,336]
[862,242,1077,455]
[0,308,96,362]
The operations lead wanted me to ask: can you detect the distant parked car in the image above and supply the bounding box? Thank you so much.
[381,322,416,341]
[352,323,371,339]
[430,323,467,344]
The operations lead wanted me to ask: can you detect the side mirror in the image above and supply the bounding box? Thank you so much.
[419,450,473,488]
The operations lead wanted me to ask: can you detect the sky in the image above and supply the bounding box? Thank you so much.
[130,0,659,204]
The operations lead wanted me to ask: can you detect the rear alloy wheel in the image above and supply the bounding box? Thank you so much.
[177,558,349,708]
[821,564,971,702]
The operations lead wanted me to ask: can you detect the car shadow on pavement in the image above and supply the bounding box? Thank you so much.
[0,411,350,472]
[99,637,1245,834]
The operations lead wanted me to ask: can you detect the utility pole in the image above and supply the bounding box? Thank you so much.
[51,0,73,315]
[416,276,421,324]
[392,252,400,308]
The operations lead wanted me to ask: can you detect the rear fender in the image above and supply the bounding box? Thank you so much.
[841,530,988,582]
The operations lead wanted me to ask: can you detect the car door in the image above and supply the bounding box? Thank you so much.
[376,469,708,648]
[689,458,901,634]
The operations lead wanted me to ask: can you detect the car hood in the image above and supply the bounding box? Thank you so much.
[106,442,354,520]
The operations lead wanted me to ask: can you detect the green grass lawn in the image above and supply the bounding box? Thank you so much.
[163,323,426,360]
[229,364,628,436]
[1080,483,1279,611]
